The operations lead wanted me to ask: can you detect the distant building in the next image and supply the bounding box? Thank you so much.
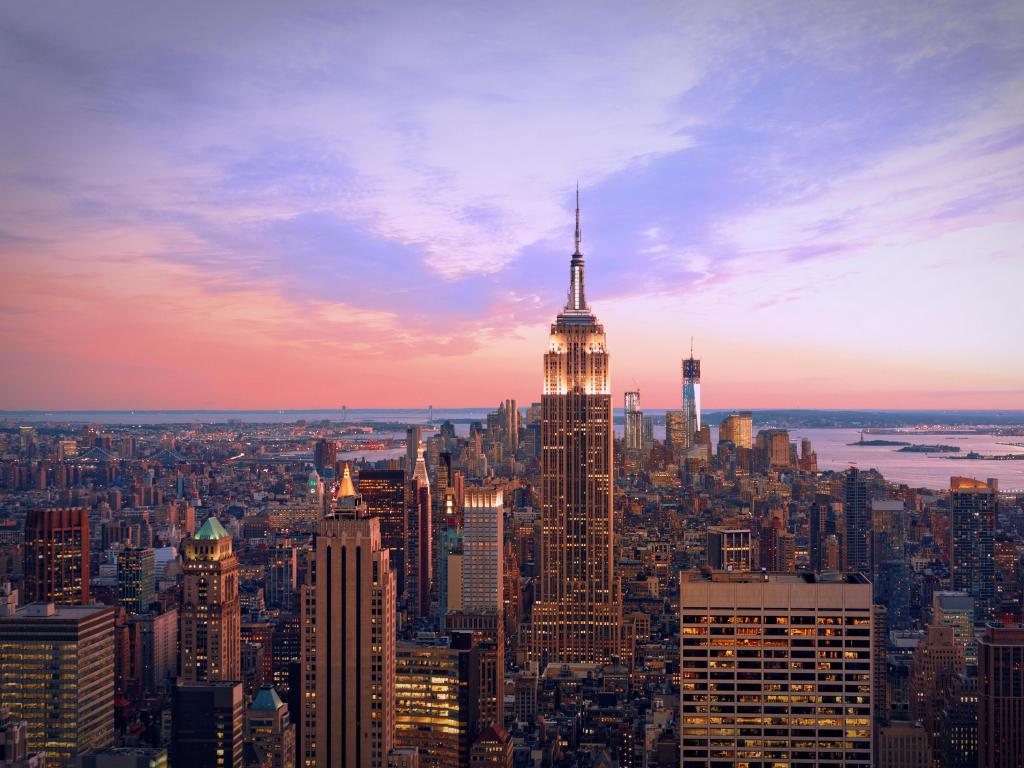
[718,411,752,450]
[0,604,115,768]
[949,477,996,622]
[172,682,244,768]
[117,548,155,615]
[705,527,752,571]
[406,446,432,619]
[932,591,977,664]
[358,469,406,593]
[623,391,644,452]
[23,508,90,605]
[681,350,700,449]
[844,468,871,573]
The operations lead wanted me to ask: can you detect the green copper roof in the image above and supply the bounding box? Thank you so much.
[195,516,230,540]
[250,685,284,711]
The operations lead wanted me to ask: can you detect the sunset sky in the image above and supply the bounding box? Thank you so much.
[1,1,1022,410]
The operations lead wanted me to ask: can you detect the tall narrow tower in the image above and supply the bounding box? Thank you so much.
[531,190,621,664]
[180,517,240,683]
[681,340,701,450]
[301,478,396,768]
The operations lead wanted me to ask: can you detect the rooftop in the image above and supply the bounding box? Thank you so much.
[195,516,230,540]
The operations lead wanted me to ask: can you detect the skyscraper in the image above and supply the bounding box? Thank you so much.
[180,517,241,683]
[718,411,752,450]
[395,632,478,768]
[358,469,406,593]
[0,604,116,768]
[300,483,396,768]
[22,507,90,605]
[681,342,701,450]
[462,488,503,613]
[171,682,244,768]
[406,444,432,619]
[117,548,155,615]
[844,467,871,573]
[949,476,996,621]
[679,572,873,768]
[623,391,643,452]
[531,192,621,664]
[978,623,1024,768]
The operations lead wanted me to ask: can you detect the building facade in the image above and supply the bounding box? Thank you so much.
[0,604,115,768]
[180,517,241,683]
[22,508,90,605]
[531,198,621,665]
[978,623,1024,768]
[679,572,873,768]
[300,506,396,768]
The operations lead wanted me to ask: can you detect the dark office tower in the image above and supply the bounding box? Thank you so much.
[446,612,504,732]
[979,623,1024,768]
[501,399,518,453]
[0,604,116,767]
[23,507,90,605]
[681,343,701,450]
[312,439,337,477]
[844,467,871,573]
[395,632,478,768]
[406,445,432,619]
[405,426,422,473]
[624,390,643,452]
[949,477,997,622]
[117,548,154,615]
[530,192,621,665]
[180,517,240,683]
[809,496,825,572]
[358,469,406,594]
[171,682,244,768]
[300,509,396,768]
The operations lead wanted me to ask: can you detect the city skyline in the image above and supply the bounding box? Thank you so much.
[2,1,1023,410]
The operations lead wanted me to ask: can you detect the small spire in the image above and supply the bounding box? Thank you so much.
[690,336,694,358]
[574,182,581,255]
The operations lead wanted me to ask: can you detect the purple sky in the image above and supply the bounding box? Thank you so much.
[1,1,1022,409]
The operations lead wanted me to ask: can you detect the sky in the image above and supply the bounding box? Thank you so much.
[1,1,1022,410]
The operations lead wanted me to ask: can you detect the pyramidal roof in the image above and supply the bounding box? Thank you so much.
[250,685,284,711]
[337,463,357,499]
[195,516,230,540]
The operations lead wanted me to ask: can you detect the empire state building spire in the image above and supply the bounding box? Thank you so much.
[565,185,589,315]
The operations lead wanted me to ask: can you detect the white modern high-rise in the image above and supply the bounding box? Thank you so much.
[462,488,503,613]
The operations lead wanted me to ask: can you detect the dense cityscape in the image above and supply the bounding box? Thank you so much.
[0,205,1022,768]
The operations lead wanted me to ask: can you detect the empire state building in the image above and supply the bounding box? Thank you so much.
[531,192,622,664]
